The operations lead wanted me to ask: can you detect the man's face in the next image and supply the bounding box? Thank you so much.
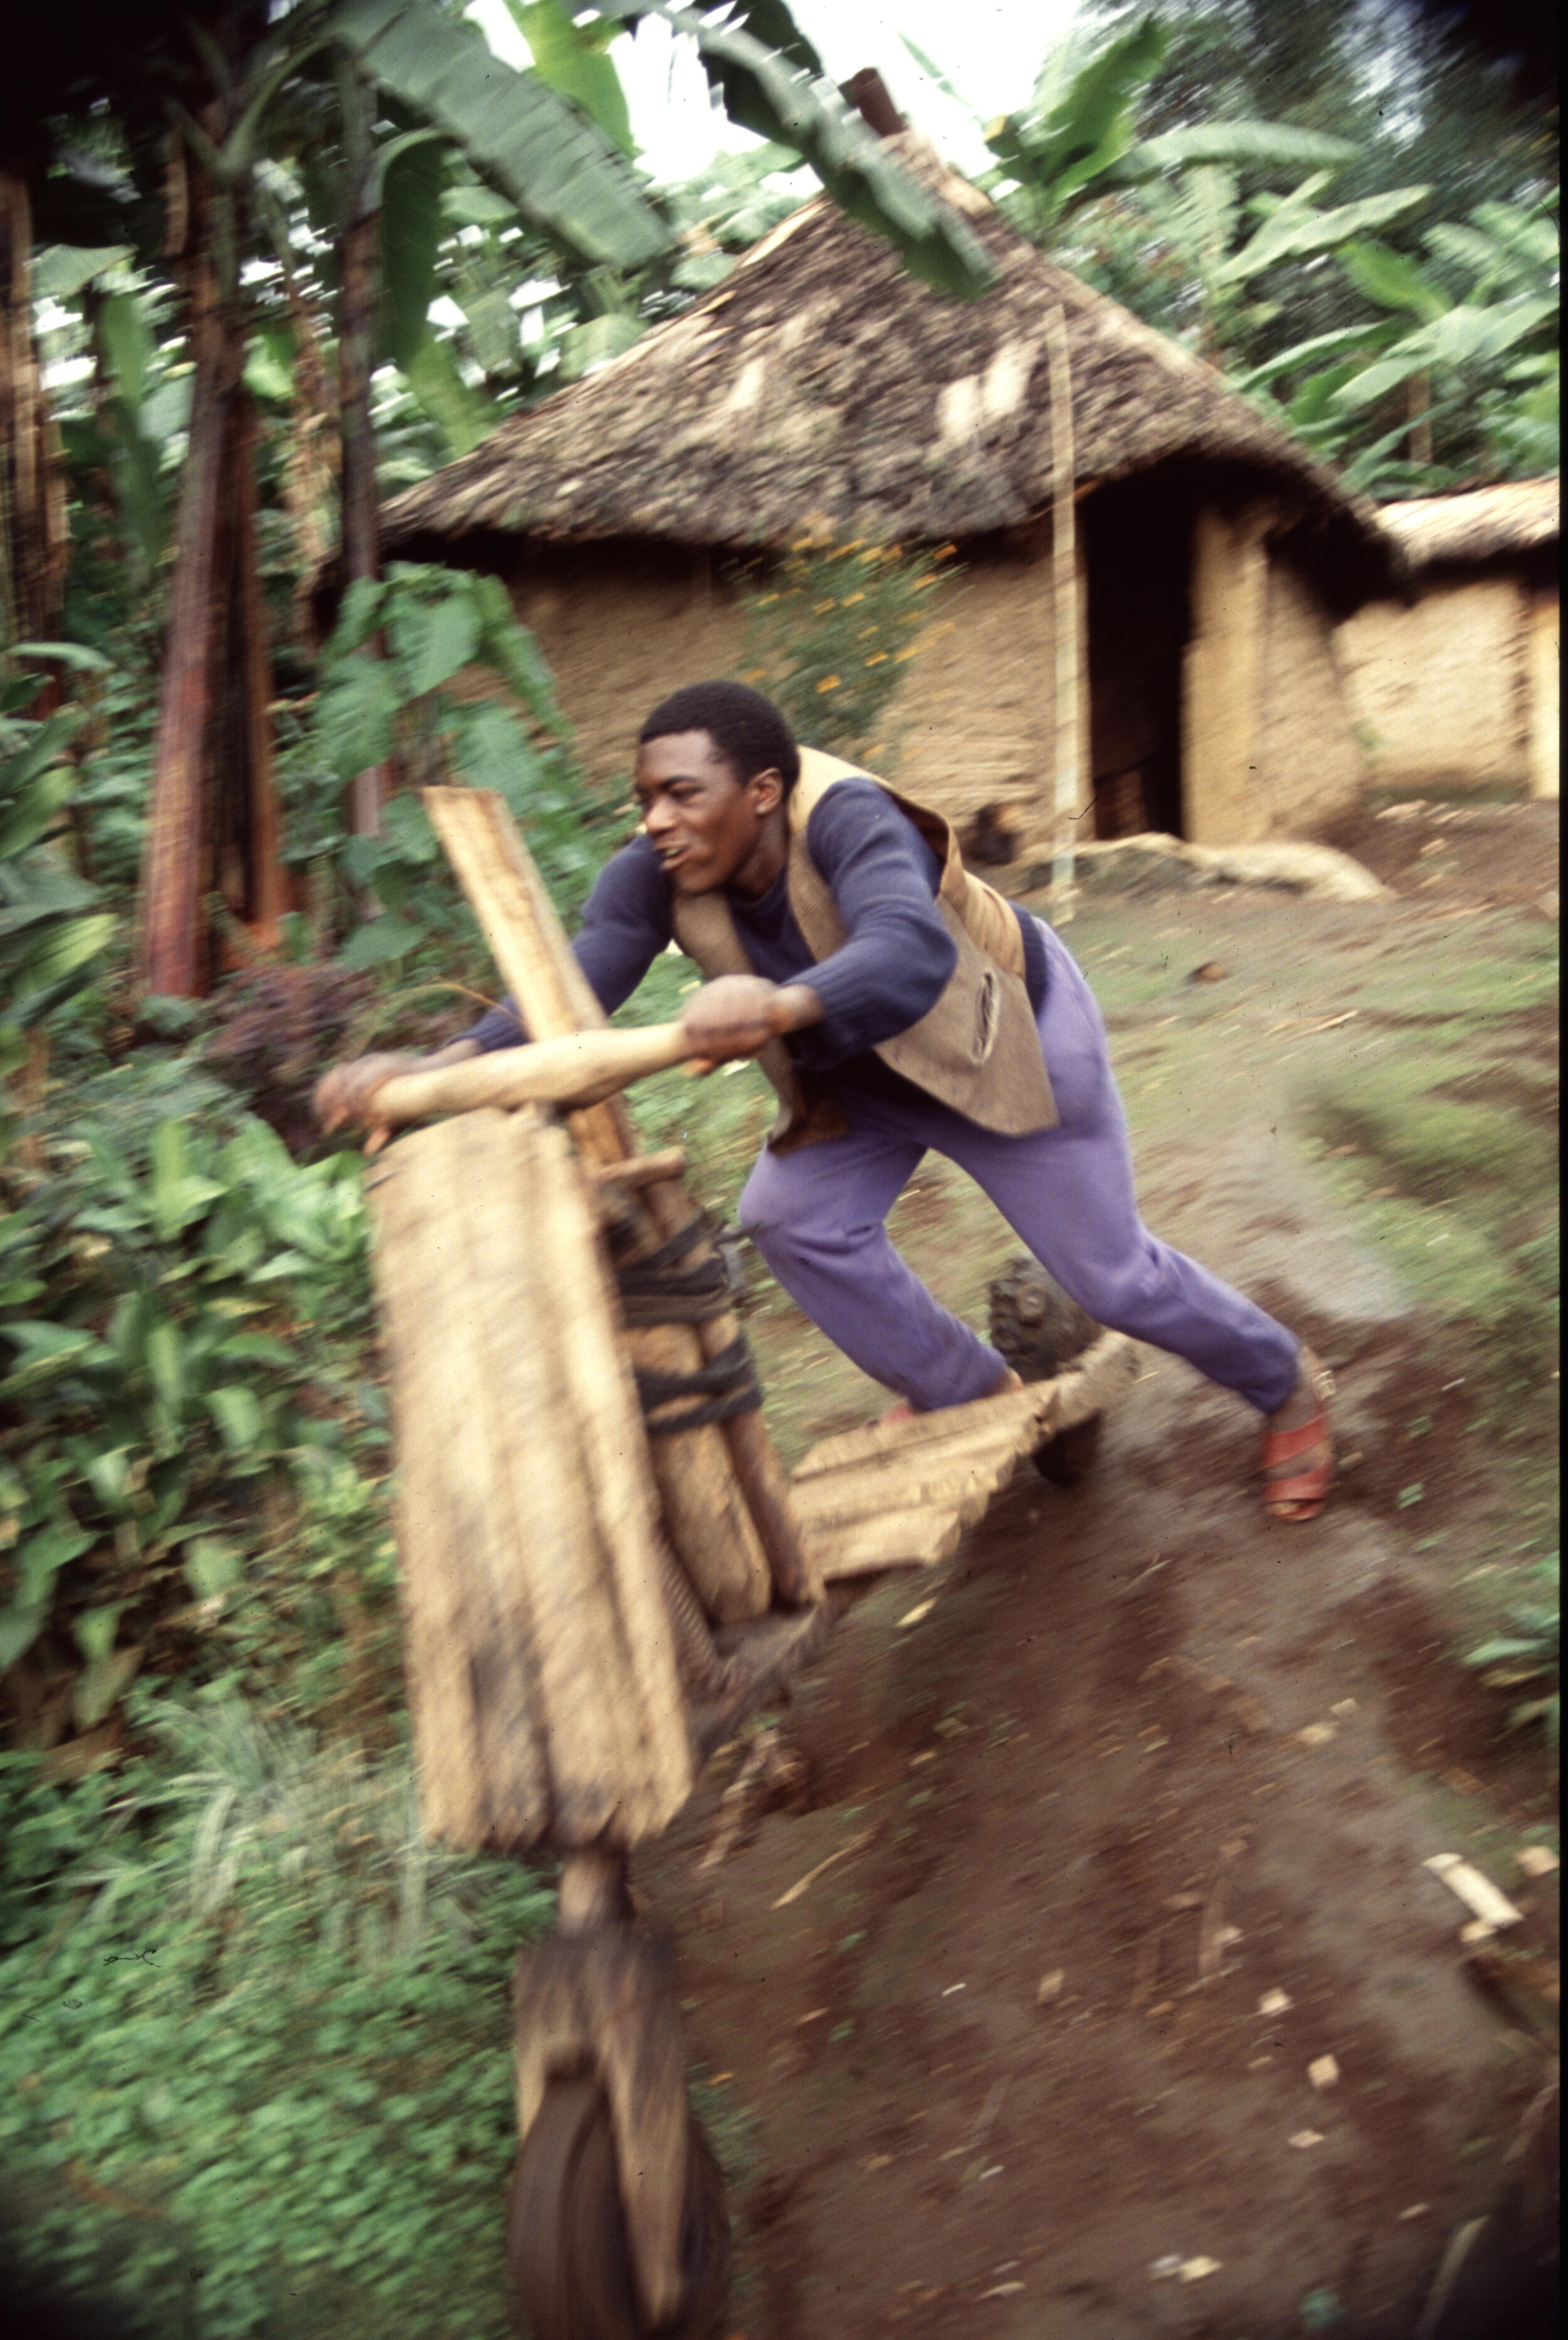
[633,729,783,896]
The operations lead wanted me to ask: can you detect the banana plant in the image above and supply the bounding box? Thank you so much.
[0,662,116,1079]
[583,1,993,297]
[1236,190,1560,490]
[1129,163,1431,365]
[131,0,997,997]
[904,13,1362,249]
[33,246,184,586]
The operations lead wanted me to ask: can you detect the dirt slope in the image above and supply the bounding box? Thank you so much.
[638,800,1559,2340]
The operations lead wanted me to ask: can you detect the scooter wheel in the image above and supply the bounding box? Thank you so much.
[987,1254,1105,1488]
[507,2078,729,2339]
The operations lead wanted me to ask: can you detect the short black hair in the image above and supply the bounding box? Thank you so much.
[638,680,800,792]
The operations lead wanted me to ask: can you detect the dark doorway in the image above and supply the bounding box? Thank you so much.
[1082,471,1192,839]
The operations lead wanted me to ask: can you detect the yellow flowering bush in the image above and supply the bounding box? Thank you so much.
[738,536,956,765]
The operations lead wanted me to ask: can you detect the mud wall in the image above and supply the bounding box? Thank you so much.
[502,543,1071,863]
[1334,576,1529,790]
[1255,555,1368,833]
[1182,508,1365,844]
[497,526,1364,865]
[508,547,746,791]
[879,550,1071,864]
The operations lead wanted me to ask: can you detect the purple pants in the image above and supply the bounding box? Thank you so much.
[738,919,1300,1417]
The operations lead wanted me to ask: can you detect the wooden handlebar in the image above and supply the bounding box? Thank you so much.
[371,1022,696,1126]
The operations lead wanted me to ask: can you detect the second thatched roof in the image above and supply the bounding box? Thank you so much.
[1373,477,1559,573]
[380,139,1387,598]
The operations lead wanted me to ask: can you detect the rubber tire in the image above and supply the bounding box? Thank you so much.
[987,1254,1105,1488]
[507,2078,729,2340]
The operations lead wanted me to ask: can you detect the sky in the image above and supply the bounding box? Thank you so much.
[467,3,1082,184]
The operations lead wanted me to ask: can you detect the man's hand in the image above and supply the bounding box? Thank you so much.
[314,1040,480,1153]
[681,976,822,1072]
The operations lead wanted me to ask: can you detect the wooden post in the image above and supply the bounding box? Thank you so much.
[1046,308,1080,918]
[1182,502,1273,846]
[1527,586,1558,800]
[423,789,810,1619]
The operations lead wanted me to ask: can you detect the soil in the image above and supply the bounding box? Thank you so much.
[635,798,1560,2340]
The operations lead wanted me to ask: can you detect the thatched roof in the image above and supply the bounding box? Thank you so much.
[1374,477,1559,572]
[380,139,1387,597]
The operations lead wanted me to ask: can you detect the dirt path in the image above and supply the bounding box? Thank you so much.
[638,802,1559,2340]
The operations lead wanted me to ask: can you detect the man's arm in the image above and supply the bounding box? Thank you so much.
[314,836,673,1140]
[784,783,956,1066]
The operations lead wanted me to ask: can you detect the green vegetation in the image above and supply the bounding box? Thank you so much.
[0,1702,553,2338]
[738,536,956,772]
[0,5,1559,2322]
[0,1056,379,1702]
[1297,921,1559,1749]
[1463,1553,1560,1758]
[1301,931,1558,1406]
[911,5,1557,490]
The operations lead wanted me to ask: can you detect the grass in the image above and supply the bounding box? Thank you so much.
[1293,918,1559,1739]
[0,1697,554,2339]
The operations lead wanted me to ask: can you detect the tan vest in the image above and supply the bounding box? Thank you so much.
[670,748,1057,1153]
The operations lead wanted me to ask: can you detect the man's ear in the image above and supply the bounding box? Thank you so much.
[748,766,785,817]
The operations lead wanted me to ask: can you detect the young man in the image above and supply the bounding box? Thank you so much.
[315,680,1333,1520]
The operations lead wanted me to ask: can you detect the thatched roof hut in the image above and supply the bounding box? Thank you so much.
[383,139,1396,854]
[1337,479,1558,802]
[383,156,1378,585]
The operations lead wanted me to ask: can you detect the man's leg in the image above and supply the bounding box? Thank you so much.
[741,921,1304,1424]
[737,1111,1007,1412]
[934,923,1300,1417]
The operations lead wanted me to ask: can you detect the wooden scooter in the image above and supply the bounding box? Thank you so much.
[362,790,1138,2339]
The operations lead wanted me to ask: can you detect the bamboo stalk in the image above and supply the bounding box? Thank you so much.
[1046,307,1080,919]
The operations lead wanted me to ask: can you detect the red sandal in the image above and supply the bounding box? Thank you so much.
[1261,1363,1335,1523]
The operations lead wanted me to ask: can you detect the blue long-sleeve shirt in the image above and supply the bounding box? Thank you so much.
[464,780,1046,1093]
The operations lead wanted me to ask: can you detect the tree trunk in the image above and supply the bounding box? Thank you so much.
[139,158,231,997]
[212,388,285,946]
[139,141,286,995]
[337,70,393,842]
[0,166,68,652]
[280,278,339,658]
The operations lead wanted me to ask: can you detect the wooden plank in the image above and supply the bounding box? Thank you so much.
[369,1109,694,1851]
[499,1118,692,1838]
[801,1506,969,1579]
[792,1334,1138,1487]
[423,785,803,1617]
[793,1336,1143,1584]
[372,1023,692,1123]
[793,1387,1047,1480]
[791,1420,1039,1501]
[370,1119,549,1847]
[424,786,603,1037]
[791,1459,1016,1533]
[1037,1331,1140,1432]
